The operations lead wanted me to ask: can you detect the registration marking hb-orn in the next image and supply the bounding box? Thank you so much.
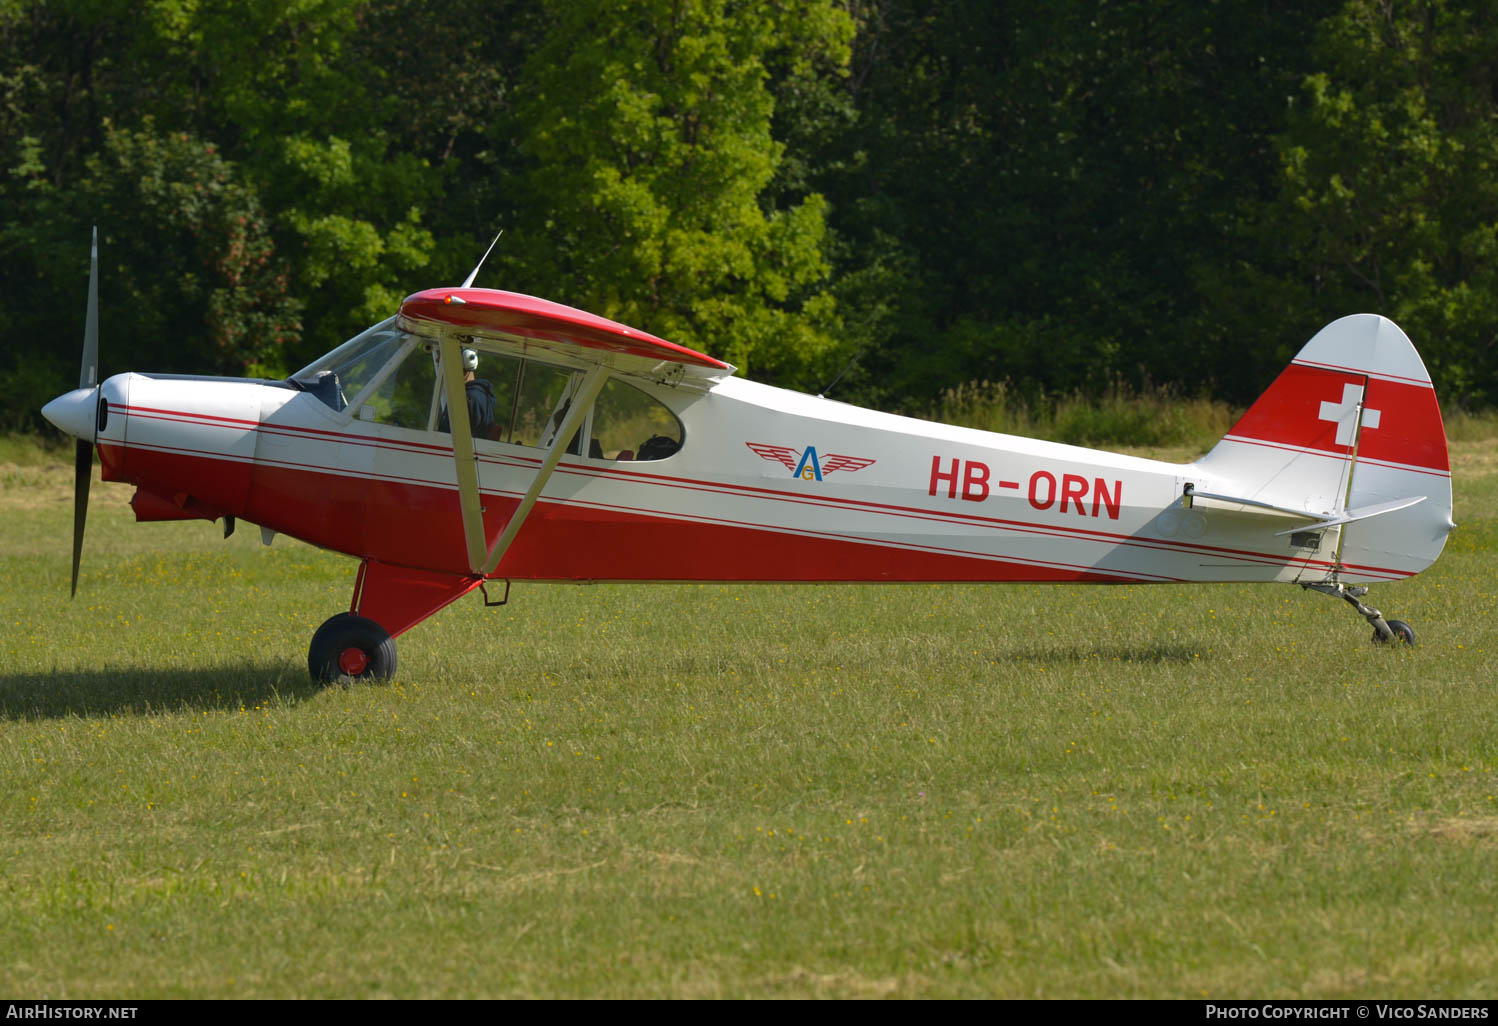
[929,456,1123,520]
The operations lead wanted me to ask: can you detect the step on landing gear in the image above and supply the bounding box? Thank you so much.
[1302,581,1416,646]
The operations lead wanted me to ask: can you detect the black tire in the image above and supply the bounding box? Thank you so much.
[1372,619,1417,646]
[308,613,398,683]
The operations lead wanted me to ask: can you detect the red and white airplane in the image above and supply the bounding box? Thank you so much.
[44,232,1455,680]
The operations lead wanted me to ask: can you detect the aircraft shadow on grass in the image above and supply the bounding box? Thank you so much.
[0,663,322,720]
[997,643,1208,665]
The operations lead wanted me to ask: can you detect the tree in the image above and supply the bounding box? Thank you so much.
[2,121,300,382]
[809,0,1338,408]
[136,0,443,358]
[500,0,853,385]
[1256,0,1498,406]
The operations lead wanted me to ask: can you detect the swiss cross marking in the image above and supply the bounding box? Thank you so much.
[1318,383,1382,447]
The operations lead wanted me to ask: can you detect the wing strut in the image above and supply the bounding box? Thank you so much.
[438,337,488,573]
[438,337,608,576]
[481,364,607,575]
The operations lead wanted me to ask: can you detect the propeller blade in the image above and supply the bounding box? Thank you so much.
[71,439,93,598]
[80,226,99,390]
[69,227,100,598]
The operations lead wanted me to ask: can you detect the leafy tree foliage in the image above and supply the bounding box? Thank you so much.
[812,0,1339,408]
[0,118,299,425]
[1260,0,1498,406]
[4,0,1498,431]
[502,0,852,385]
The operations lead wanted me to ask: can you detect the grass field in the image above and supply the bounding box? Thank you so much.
[1,433,1495,998]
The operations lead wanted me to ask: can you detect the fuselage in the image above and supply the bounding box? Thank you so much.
[74,365,1406,587]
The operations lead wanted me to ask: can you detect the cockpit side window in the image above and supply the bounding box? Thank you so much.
[434,352,566,445]
[509,361,579,448]
[437,350,519,439]
[484,355,521,441]
[353,341,437,429]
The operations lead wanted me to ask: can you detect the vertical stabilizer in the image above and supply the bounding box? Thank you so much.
[1193,315,1453,582]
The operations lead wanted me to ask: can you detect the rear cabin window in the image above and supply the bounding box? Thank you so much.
[590,378,682,461]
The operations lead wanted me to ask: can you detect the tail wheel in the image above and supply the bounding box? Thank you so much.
[309,613,398,683]
[1372,619,1417,646]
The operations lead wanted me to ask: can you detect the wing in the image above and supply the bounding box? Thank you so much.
[820,454,876,475]
[399,288,733,380]
[746,442,800,472]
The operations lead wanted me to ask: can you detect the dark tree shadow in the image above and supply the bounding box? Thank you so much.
[0,662,328,720]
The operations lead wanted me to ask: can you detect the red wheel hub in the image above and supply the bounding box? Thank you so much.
[338,646,370,676]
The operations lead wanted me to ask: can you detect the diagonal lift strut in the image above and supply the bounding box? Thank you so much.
[439,335,608,577]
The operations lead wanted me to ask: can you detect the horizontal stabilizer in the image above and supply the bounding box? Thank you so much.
[1271,495,1426,536]
[1185,487,1323,520]
[1186,486,1427,535]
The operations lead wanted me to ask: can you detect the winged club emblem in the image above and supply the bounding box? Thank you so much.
[746,442,875,482]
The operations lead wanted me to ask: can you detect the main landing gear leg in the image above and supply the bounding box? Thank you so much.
[1301,581,1416,646]
[307,559,486,685]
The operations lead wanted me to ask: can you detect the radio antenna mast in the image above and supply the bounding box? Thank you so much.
[460,230,504,289]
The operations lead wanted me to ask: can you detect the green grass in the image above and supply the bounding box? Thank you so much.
[1442,408,1498,444]
[0,433,70,468]
[925,380,1238,451]
[1,434,1496,997]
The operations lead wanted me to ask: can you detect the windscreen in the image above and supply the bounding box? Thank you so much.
[291,317,412,413]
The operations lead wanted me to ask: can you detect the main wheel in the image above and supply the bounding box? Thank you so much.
[308,613,398,683]
[1372,618,1417,646]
